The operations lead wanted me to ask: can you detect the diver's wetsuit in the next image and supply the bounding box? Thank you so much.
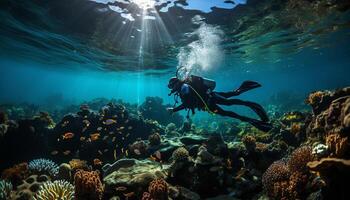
[171,77,272,132]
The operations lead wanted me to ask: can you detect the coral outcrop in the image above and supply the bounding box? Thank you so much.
[74,170,104,200]
[1,162,29,188]
[12,174,50,200]
[142,178,169,200]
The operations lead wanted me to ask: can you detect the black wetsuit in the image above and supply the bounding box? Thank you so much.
[172,77,272,132]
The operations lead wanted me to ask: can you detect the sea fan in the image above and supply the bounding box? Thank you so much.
[29,159,59,177]
[34,180,74,200]
[0,180,12,200]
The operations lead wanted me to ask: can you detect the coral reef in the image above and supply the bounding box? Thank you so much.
[262,160,290,197]
[28,159,59,178]
[12,174,50,200]
[1,162,29,187]
[74,170,104,200]
[142,178,169,200]
[0,180,12,200]
[171,147,189,162]
[34,180,75,200]
[148,132,161,146]
[308,158,350,199]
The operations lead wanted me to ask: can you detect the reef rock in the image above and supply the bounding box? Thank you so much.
[103,159,167,196]
[307,158,350,200]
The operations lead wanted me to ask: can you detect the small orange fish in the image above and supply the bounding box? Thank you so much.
[123,192,135,198]
[116,186,127,191]
[51,150,59,155]
[93,158,102,166]
[104,119,117,125]
[63,150,71,155]
[63,132,74,140]
[90,133,100,141]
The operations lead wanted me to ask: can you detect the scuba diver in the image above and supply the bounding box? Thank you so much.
[167,74,273,132]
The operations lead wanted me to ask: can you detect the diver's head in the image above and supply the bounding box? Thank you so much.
[168,77,182,92]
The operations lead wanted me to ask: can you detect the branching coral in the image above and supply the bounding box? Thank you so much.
[1,162,29,187]
[74,170,103,200]
[148,178,169,200]
[0,180,12,200]
[288,146,314,173]
[34,180,74,200]
[29,159,59,178]
[172,147,189,162]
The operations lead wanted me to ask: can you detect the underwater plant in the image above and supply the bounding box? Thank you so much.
[0,180,12,200]
[28,159,59,178]
[34,180,74,200]
[74,169,104,200]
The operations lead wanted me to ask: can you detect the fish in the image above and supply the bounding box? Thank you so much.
[83,120,90,127]
[51,150,59,155]
[97,127,102,131]
[104,149,109,153]
[112,137,116,142]
[80,137,86,141]
[104,119,117,125]
[93,158,102,166]
[124,119,129,123]
[63,132,74,140]
[128,126,132,130]
[119,126,125,130]
[90,133,100,141]
[116,186,127,191]
[103,136,108,140]
[98,150,103,155]
[125,150,129,157]
[113,150,117,160]
[63,150,71,155]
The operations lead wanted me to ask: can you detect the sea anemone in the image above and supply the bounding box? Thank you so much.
[33,180,74,200]
[74,170,103,200]
[29,159,59,178]
[172,147,189,162]
[1,162,29,187]
[288,146,313,173]
[148,178,169,200]
[0,180,12,200]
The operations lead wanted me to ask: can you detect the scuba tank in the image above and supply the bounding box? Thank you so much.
[189,75,216,91]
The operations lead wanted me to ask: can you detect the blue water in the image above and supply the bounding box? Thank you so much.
[1,0,350,116]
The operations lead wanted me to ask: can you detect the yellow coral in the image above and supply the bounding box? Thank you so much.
[34,180,74,200]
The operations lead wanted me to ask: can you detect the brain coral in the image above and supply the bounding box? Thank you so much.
[74,170,103,200]
[172,147,189,162]
[34,180,74,200]
[148,178,168,200]
[29,159,59,178]
[0,180,12,200]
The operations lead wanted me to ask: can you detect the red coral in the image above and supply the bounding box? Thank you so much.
[147,178,168,200]
[74,170,104,200]
[1,162,29,187]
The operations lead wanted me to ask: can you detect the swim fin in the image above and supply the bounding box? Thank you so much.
[248,119,273,132]
[235,81,261,95]
[246,102,270,122]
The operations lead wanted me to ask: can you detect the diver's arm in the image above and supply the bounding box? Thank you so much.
[168,104,185,113]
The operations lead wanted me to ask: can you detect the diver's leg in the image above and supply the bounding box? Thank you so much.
[212,105,273,132]
[212,93,269,122]
[215,81,262,98]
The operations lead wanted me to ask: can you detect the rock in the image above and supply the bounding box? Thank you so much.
[57,163,71,181]
[103,159,167,195]
[102,159,136,177]
[180,134,206,145]
[12,174,50,200]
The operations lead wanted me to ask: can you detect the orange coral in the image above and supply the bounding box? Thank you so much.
[69,159,89,172]
[288,146,313,173]
[1,162,29,187]
[306,91,324,106]
[74,170,103,200]
[148,178,168,200]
